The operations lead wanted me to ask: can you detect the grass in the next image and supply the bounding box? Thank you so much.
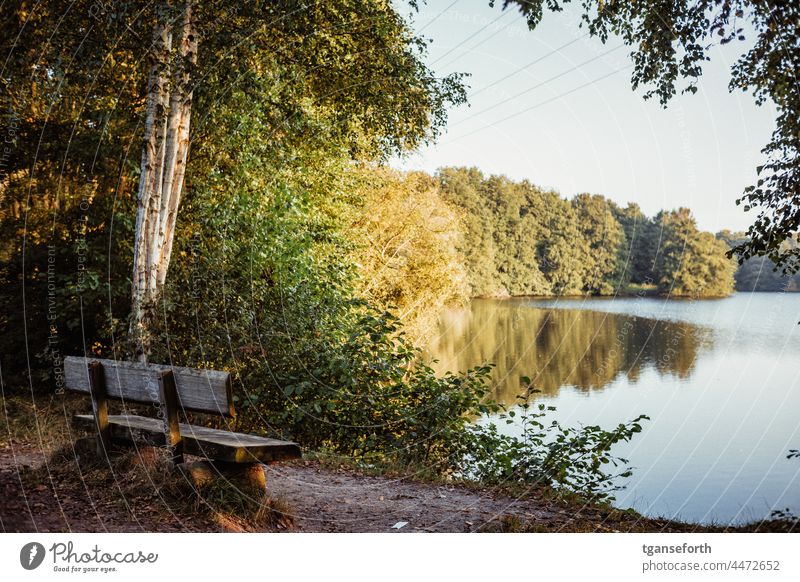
[187,472,294,530]
[21,439,295,531]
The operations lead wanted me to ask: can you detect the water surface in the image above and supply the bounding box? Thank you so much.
[428,293,800,524]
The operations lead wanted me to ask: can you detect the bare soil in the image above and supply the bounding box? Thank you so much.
[1,398,794,533]
[3,436,795,533]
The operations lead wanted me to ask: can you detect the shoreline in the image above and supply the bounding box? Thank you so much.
[1,437,793,533]
[472,289,797,301]
[1,397,795,533]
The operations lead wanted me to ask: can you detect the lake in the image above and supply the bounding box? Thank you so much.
[427,293,800,525]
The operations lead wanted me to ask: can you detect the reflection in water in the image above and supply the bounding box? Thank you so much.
[427,295,800,524]
[428,298,713,403]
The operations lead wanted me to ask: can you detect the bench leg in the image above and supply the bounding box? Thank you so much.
[88,361,112,461]
[178,461,267,495]
[158,370,184,466]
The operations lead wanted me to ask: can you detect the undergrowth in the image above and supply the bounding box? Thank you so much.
[20,437,292,531]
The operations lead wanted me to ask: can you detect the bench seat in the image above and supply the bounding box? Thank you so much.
[73,414,301,464]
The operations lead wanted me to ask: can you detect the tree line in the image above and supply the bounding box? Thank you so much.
[435,167,737,299]
[718,231,800,293]
[349,168,800,341]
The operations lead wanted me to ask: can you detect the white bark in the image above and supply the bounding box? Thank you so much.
[130,0,196,361]
[158,2,196,288]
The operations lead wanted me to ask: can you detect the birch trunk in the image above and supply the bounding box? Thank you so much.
[130,0,196,361]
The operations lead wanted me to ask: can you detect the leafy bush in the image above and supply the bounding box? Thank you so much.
[137,115,649,500]
[142,110,496,467]
[350,169,469,343]
[456,379,649,502]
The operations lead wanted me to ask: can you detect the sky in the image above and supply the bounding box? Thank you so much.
[391,0,778,233]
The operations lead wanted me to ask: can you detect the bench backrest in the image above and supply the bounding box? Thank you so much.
[64,356,235,418]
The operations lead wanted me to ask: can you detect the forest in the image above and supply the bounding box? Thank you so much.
[355,166,800,340]
[436,167,738,299]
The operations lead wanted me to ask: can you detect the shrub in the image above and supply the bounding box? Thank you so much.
[455,379,649,502]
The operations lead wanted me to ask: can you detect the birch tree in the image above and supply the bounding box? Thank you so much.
[2,0,465,364]
[130,1,197,360]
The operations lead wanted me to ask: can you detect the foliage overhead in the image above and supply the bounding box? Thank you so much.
[497,0,800,274]
[0,0,465,378]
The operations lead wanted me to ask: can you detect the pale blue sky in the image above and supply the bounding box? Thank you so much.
[392,1,778,233]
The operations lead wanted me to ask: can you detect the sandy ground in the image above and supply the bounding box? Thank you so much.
[266,462,562,532]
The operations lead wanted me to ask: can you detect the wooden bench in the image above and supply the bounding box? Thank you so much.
[64,356,300,490]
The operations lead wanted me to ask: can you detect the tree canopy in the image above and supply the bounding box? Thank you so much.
[437,167,736,298]
[0,0,467,359]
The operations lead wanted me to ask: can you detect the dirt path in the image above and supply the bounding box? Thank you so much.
[0,438,572,533]
[4,433,795,533]
[0,436,714,533]
[266,463,563,532]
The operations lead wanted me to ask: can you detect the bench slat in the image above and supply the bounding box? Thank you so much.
[64,357,234,417]
[73,414,301,463]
